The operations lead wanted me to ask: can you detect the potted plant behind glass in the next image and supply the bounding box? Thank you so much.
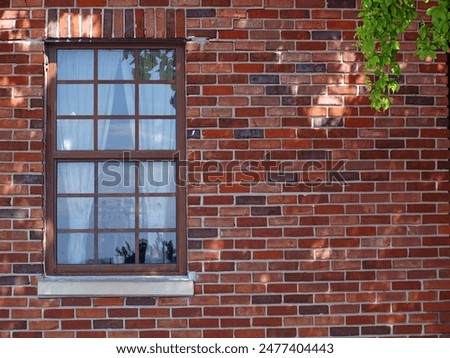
[113,241,134,264]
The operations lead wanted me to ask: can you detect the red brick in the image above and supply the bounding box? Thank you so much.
[44,0,74,6]
[0,0,449,338]
[77,0,106,5]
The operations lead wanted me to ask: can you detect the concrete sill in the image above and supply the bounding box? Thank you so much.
[37,275,195,297]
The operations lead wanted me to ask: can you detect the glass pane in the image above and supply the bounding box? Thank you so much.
[98,233,136,264]
[98,50,135,80]
[140,232,177,264]
[139,119,176,150]
[57,197,94,229]
[57,84,94,115]
[139,84,176,115]
[57,50,94,80]
[139,49,175,80]
[57,120,94,151]
[57,233,94,264]
[98,197,135,229]
[98,84,135,115]
[139,197,176,228]
[98,120,135,150]
[139,161,176,193]
[99,161,135,193]
[57,162,94,194]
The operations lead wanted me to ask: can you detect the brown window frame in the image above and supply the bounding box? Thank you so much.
[45,40,186,276]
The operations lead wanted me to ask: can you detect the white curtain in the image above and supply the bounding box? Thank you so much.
[57,50,178,264]
[137,52,177,262]
[98,50,135,150]
[57,163,94,264]
[56,51,96,264]
[98,51,121,150]
[139,161,176,225]
[57,84,93,116]
[57,119,93,151]
[57,50,93,80]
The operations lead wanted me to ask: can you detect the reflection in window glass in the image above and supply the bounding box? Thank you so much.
[51,44,183,273]
[140,232,177,264]
[57,84,93,115]
[139,119,176,150]
[98,84,135,115]
[98,233,136,264]
[98,120,135,150]
[57,197,94,229]
[98,50,135,80]
[139,197,176,228]
[99,161,135,193]
[57,50,94,80]
[139,49,175,80]
[57,233,94,264]
[139,161,176,193]
[57,162,94,193]
[139,84,176,115]
[98,197,135,229]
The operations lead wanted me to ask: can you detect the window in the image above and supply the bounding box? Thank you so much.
[45,41,186,276]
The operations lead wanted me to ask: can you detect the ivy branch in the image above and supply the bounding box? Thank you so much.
[355,0,450,111]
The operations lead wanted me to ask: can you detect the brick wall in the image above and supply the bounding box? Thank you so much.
[0,0,449,337]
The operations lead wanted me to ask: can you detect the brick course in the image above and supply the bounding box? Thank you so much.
[0,0,449,337]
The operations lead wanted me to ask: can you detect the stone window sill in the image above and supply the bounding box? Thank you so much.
[37,274,195,297]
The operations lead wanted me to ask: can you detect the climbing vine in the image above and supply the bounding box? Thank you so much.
[355,0,450,111]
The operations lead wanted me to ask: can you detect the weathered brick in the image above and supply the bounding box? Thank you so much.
[0,0,448,339]
[298,305,330,315]
[126,298,156,306]
[312,30,341,40]
[13,174,43,185]
[405,96,435,105]
[251,206,281,216]
[234,129,264,139]
[0,276,30,286]
[330,326,360,336]
[250,75,280,84]
[93,320,123,329]
[296,63,327,73]
[13,264,42,274]
[188,229,218,238]
[0,209,28,219]
[186,9,216,18]
[327,0,355,8]
[252,295,282,304]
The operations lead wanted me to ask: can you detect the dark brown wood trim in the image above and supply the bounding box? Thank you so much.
[46,41,186,276]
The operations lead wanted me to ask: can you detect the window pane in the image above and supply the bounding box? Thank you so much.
[98,84,135,115]
[140,232,176,264]
[57,233,94,264]
[57,120,94,151]
[139,49,175,80]
[57,197,94,229]
[139,119,176,150]
[99,161,135,193]
[57,162,94,193]
[98,197,135,229]
[139,161,176,193]
[139,84,176,115]
[57,84,94,115]
[98,120,135,150]
[57,50,93,80]
[139,197,176,228]
[98,233,136,264]
[98,50,135,80]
